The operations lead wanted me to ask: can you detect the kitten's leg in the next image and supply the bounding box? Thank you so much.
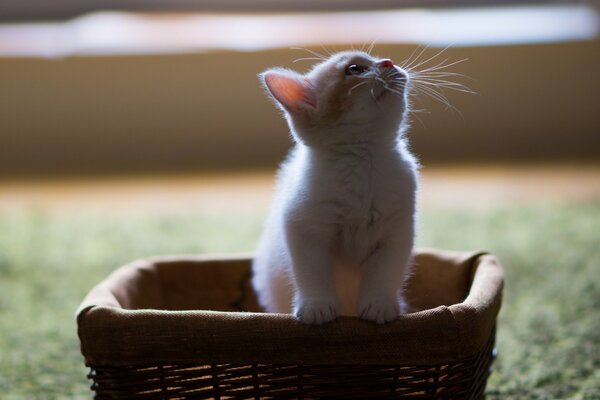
[286,221,340,325]
[252,252,294,313]
[357,222,414,324]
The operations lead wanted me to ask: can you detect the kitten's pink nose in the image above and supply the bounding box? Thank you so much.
[378,59,395,69]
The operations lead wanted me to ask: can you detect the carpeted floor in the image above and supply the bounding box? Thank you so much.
[0,166,598,399]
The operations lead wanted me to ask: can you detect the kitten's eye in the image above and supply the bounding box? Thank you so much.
[345,64,368,76]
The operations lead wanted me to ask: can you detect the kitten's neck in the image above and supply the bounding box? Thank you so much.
[303,136,406,172]
[295,120,405,151]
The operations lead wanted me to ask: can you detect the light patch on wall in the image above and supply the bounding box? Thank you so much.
[0,4,598,57]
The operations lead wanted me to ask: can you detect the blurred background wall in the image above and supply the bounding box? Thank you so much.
[0,2,599,177]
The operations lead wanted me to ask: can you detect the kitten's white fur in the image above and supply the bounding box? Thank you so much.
[253,51,418,325]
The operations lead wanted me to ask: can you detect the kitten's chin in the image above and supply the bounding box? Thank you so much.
[374,91,406,114]
[377,86,405,102]
[376,89,391,101]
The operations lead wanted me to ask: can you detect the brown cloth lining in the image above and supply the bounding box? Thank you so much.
[77,249,503,367]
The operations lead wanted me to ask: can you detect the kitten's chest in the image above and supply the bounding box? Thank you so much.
[336,183,385,251]
[330,154,402,221]
[298,144,415,229]
[325,153,406,247]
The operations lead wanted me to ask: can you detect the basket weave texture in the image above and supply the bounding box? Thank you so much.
[77,250,503,399]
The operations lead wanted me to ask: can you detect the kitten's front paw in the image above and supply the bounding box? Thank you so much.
[294,300,339,325]
[358,297,400,324]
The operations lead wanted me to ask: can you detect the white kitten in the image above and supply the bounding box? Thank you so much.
[252,51,418,325]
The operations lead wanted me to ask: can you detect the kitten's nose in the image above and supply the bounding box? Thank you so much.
[378,59,395,69]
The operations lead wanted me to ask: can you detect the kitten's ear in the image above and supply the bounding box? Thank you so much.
[260,69,317,112]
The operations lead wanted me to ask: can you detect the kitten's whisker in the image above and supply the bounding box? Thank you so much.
[405,96,429,128]
[293,57,327,63]
[416,83,475,95]
[348,80,369,95]
[370,86,378,103]
[408,57,451,75]
[290,47,327,61]
[409,107,427,128]
[400,45,423,70]
[407,54,475,106]
[410,107,431,114]
[408,92,428,109]
[413,82,452,108]
[411,78,474,93]
[417,84,475,95]
[414,77,462,117]
[408,44,453,72]
[402,45,431,70]
[414,83,450,105]
[414,83,463,117]
[321,45,336,57]
[417,58,469,73]
[392,84,407,95]
[412,72,473,83]
[412,69,470,78]
[416,85,475,96]
[366,38,378,55]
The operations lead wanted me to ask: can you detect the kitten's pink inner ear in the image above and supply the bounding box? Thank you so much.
[263,72,317,111]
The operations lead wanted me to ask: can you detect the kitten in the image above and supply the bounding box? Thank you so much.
[252,50,418,325]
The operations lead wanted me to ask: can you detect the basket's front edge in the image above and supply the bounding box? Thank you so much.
[449,254,504,359]
[78,306,465,368]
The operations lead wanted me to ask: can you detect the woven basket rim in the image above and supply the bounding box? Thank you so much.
[77,249,503,367]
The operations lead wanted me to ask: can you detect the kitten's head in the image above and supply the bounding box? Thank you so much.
[260,51,410,147]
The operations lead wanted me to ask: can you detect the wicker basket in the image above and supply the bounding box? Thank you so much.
[77,250,503,399]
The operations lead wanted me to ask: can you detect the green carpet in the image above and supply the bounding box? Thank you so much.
[0,201,598,399]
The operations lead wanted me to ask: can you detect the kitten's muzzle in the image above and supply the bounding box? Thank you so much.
[377,59,407,82]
